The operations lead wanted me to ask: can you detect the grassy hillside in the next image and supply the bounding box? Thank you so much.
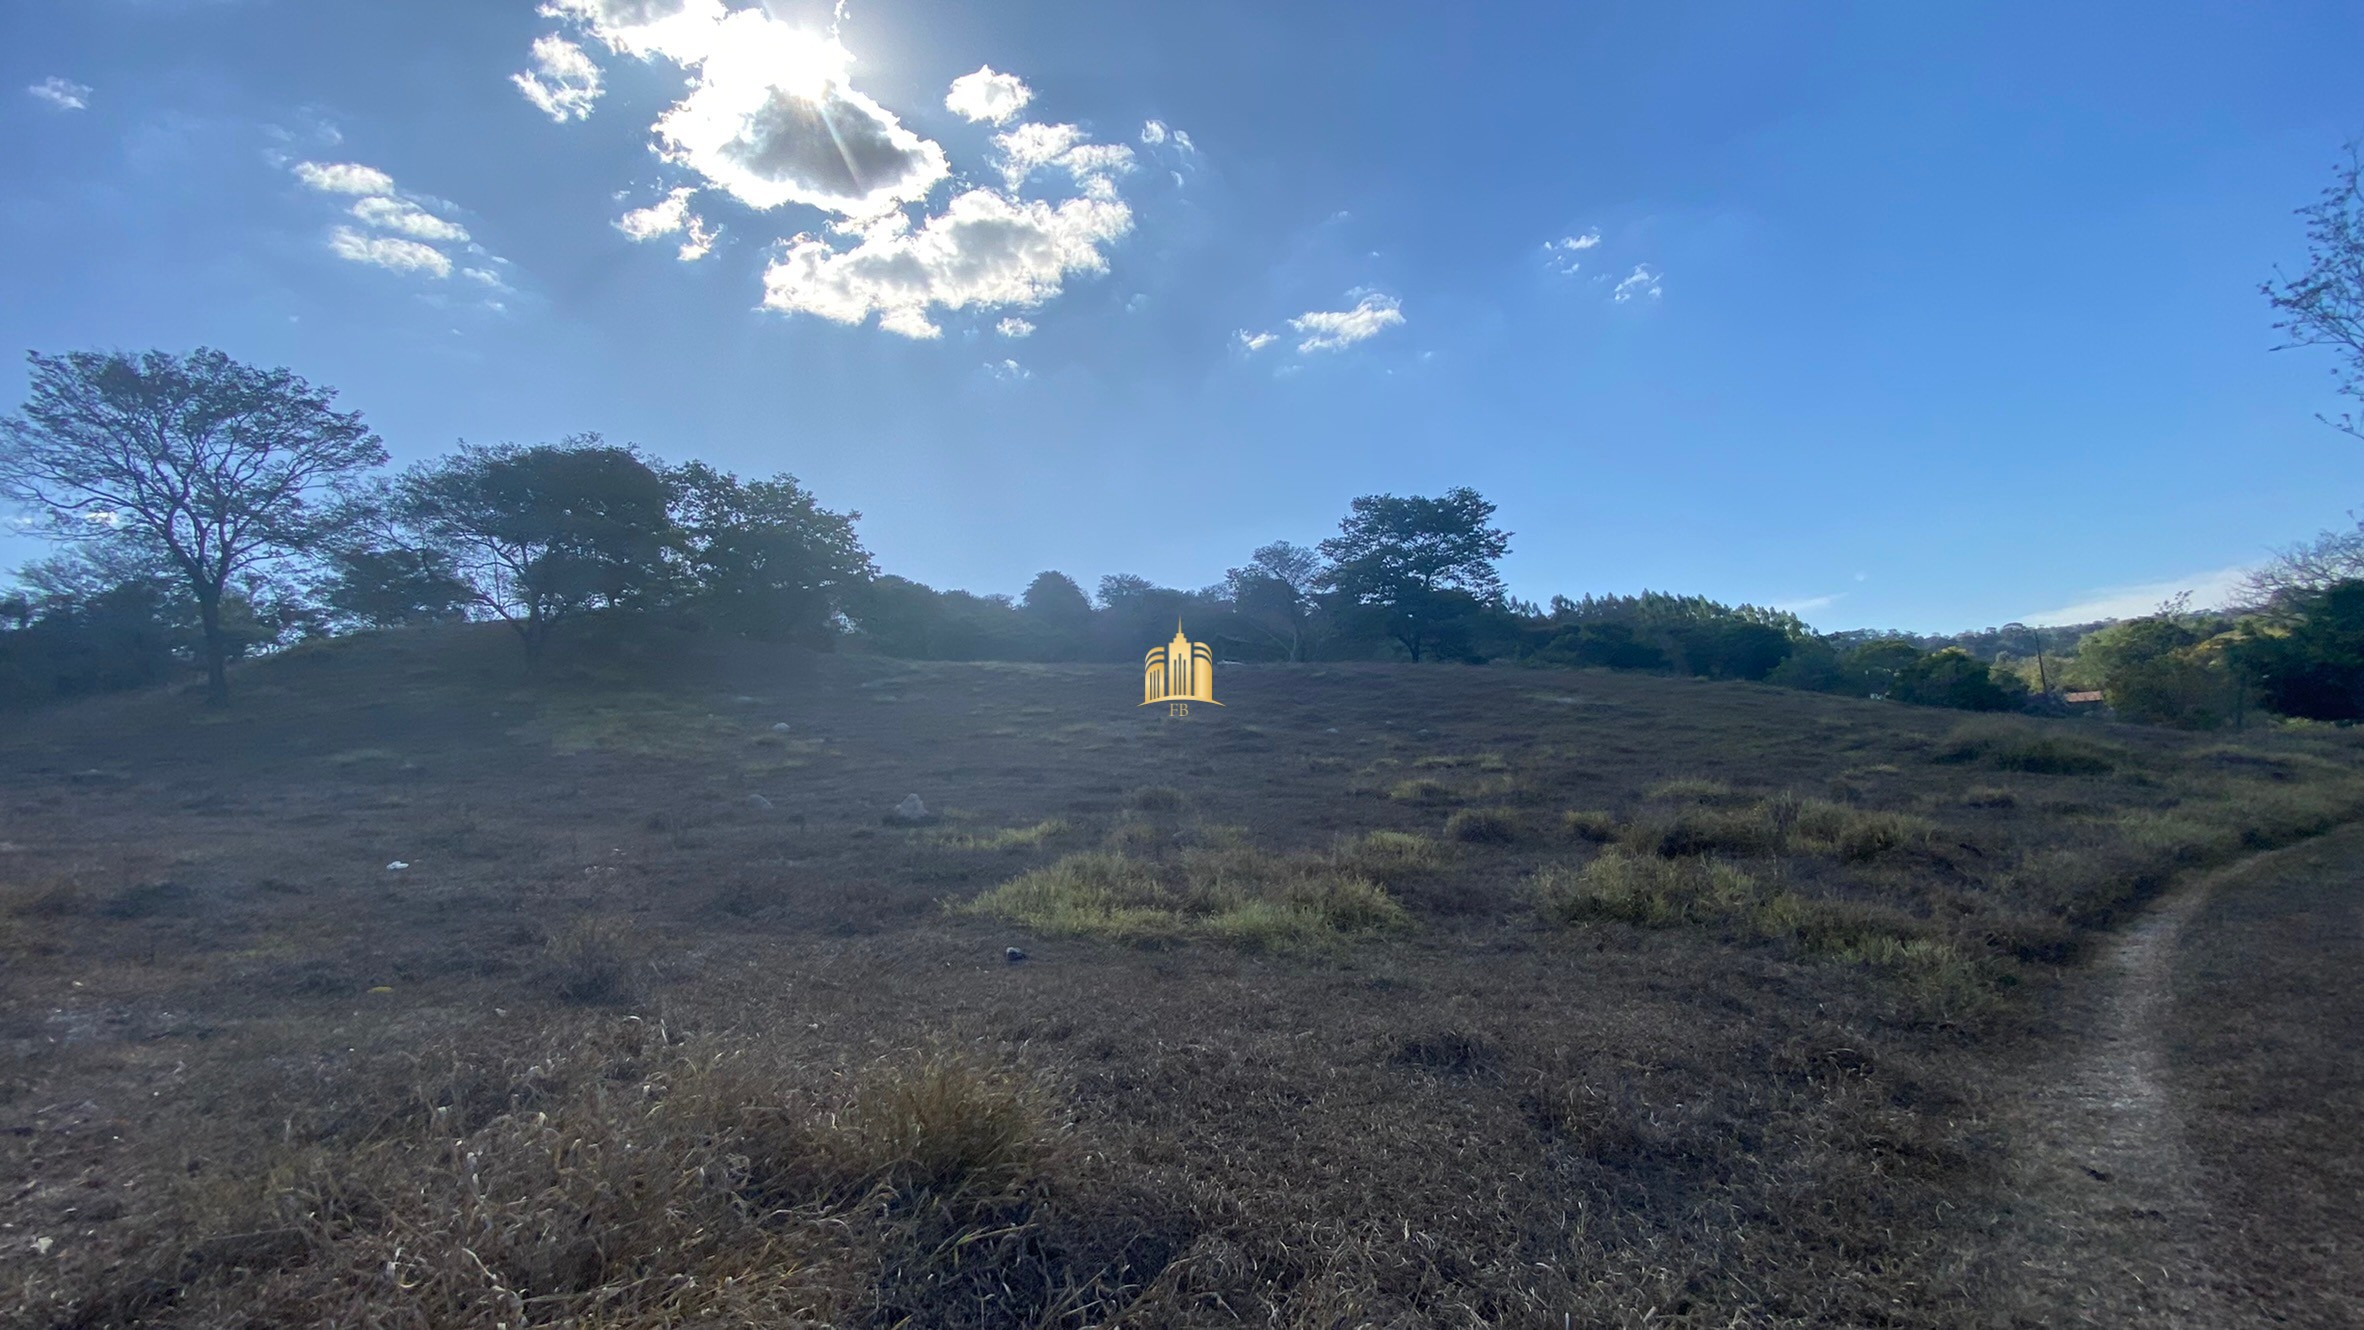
[4,625,2359,1327]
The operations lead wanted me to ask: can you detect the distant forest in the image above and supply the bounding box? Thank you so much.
[3,347,2362,728]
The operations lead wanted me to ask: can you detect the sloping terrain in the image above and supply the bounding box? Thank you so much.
[2,626,2360,1327]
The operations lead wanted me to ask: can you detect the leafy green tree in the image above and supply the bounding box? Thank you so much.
[1225,541,1322,661]
[1016,570,1094,659]
[666,461,872,643]
[314,545,474,631]
[2264,143,2364,439]
[1890,647,2028,712]
[846,574,948,657]
[1845,639,1924,697]
[393,438,674,668]
[0,348,386,702]
[1318,488,1511,662]
[2067,611,2232,727]
[2233,580,2364,720]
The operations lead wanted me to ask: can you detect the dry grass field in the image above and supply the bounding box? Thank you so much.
[3,625,2360,1328]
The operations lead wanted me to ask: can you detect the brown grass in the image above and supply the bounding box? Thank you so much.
[5,629,2363,1328]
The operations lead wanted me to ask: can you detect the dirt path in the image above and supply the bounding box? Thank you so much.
[2003,829,2364,1327]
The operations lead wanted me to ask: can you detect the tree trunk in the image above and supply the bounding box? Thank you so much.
[196,588,229,706]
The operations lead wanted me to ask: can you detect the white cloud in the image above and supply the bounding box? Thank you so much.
[1235,329,1277,352]
[533,2,1142,332]
[996,316,1034,338]
[617,188,692,240]
[761,188,1131,338]
[616,188,719,260]
[296,160,501,288]
[986,358,1031,381]
[1288,292,1405,352]
[546,1,946,218]
[27,77,91,111]
[1612,264,1662,303]
[2019,564,2255,626]
[329,226,454,278]
[1774,593,1843,615]
[993,122,1133,195]
[294,161,396,196]
[1544,230,1599,274]
[351,195,469,243]
[945,65,1033,125]
[513,34,604,123]
[1141,121,1196,155]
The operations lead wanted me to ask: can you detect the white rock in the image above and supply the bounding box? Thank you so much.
[894,794,929,822]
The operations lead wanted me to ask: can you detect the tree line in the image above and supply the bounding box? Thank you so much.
[2,345,2360,726]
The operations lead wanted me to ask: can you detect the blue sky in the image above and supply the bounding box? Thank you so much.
[3,0,2360,632]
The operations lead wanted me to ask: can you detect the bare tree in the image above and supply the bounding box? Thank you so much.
[2236,513,2364,611]
[0,348,385,703]
[2264,143,2364,438]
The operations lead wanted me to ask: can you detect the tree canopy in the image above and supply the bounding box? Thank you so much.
[0,348,385,701]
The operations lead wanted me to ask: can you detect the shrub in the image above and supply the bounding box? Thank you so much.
[1444,808,1520,843]
[1961,785,2017,809]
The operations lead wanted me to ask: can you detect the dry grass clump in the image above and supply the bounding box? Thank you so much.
[1961,784,2017,809]
[1386,777,1458,804]
[1614,795,1938,864]
[1532,850,1761,929]
[1443,807,1520,844]
[928,818,1071,851]
[1791,799,1939,862]
[1560,809,1622,843]
[1934,721,2118,774]
[1126,784,1187,812]
[2012,776,2364,932]
[41,1026,1162,1330]
[540,916,649,1006]
[1622,806,1779,858]
[1534,852,1989,1021]
[1330,829,1442,880]
[958,847,1411,949]
[1412,752,1510,771]
[1644,776,1744,803]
